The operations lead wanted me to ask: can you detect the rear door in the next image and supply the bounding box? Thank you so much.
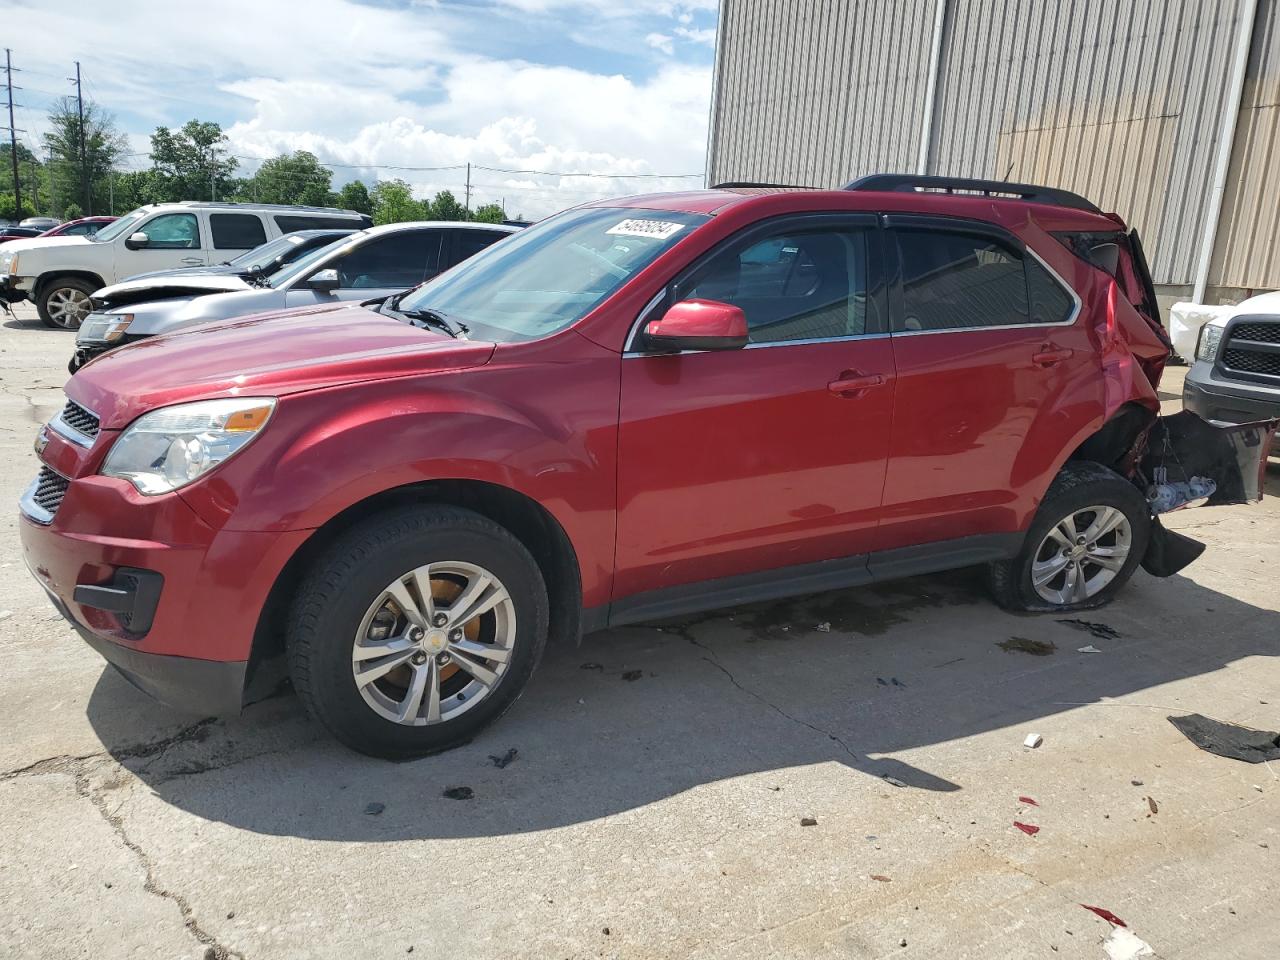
[877,216,1098,553]
[207,212,269,263]
[614,213,896,602]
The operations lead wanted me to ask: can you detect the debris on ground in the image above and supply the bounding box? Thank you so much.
[579,662,604,671]
[1167,714,1280,763]
[898,938,908,947]
[800,816,818,827]
[0,610,11,621]
[816,621,831,632]
[1103,926,1155,959]
[997,636,1056,656]
[1024,733,1043,749]
[442,786,474,800]
[489,748,518,769]
[1081,905,1127,927]
[1014,821,1040,836]
[1018,796,1039,806]
[877,677,907,687]
[1147,796,1159,815]
[621,669,643,681]
[1131,780,1144,786]
[1077,645,1103,654]
[1057,619,1122,641]
[364,802,385,815]
[870,874,891,882]
[883,776,908,788]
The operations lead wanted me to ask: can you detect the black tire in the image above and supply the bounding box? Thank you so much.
[989,461,1151,612]
[287,505,549,760]
[36,277,96,329]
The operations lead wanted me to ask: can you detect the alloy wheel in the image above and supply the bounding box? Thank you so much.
[351,561,516,726]
[47,287,92,328]
[1030,505,1132,605]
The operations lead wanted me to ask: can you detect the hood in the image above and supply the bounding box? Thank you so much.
[1207,290,1280,328]
[95,273,252,308]
[121,263,246,282]
[1,235,93,255]
[69,302,496,428]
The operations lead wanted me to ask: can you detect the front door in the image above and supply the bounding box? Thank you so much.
[115,211,210,278]
[284,229,445,308]
[614,214,895,602]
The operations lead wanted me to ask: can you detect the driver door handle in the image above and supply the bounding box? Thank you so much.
[180,257,203,265]
[827,371,886,397]
[1032,343,1074,366]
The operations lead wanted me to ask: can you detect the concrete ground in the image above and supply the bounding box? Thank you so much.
[1,300,1276,960]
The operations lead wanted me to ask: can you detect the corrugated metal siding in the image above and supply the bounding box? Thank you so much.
[708,0,938,189]
[1211,0,1280,289]
[709,0,1279,290]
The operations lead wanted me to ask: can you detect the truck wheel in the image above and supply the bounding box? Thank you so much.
[287,505,549,760]
[37,277,96,329]
[989,462,1150,612]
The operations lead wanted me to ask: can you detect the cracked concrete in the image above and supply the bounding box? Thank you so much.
[2,303,1279,958]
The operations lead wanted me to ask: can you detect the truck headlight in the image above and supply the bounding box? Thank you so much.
[102,398,276,495]
[77,312,133,344]
[0,251,14,275]
[1195,324,1225,362]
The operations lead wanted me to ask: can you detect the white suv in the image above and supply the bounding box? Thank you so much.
[0,201,370,328]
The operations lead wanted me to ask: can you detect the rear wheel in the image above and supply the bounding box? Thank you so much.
[287,506,548,760]
[989,462,1150,612]
[37,277,96,329]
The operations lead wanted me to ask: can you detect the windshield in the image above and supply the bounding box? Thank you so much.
[92,208,149,243]
[227,233,308,269]
[396,206,709,342]
[264,235,358,286]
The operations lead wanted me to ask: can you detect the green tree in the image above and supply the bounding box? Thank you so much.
[471,202,507,224]
[111,169,170,210]
[335,179,372,215]
[240,151,333,206]
[149,120,238,201]
[42,97,127,217]
[425,189,466,221]
[0,143,41,219]
[370,179,425,224]
[61,201,83,220]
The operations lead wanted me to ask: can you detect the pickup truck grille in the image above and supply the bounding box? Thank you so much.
[60,399,101,439]
[1222,318,1280,380]
[31,466,70,516]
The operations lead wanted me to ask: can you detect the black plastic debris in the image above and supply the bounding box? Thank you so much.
[1169,714,1280,763]
[364,802,385,815]
[489,748,518,769]
[1056,619,1121,641]
[442,786,474,800]
[621,669,643,681]
[997,637,1056,656]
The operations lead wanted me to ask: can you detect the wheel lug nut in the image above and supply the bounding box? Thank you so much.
[432,613,448,627]
[449,629,463,641]
[412,652,427,664]
[409,627,424,641]
[436,652,450,665]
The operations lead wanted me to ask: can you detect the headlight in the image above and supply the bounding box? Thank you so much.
[0,251,14,275]
[77,312,134,344]
[102,397,276,495]
[1195,324,1225,362]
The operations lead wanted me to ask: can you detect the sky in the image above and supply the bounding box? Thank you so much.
[5,0,719,217]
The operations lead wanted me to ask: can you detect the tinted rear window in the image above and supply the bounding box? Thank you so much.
[275,215,369,232]
[210,213,268,250]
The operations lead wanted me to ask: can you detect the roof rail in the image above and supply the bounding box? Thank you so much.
[843,174,1101,214]
[713,180,816,190]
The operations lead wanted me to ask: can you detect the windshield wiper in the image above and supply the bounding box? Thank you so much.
[401,307,469,339]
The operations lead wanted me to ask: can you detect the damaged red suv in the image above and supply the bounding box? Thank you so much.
[21,175,1276,758]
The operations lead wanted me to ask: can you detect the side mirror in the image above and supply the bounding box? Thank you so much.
[644,299,748,352]
[307,268,340,293]
[124,231,150,250]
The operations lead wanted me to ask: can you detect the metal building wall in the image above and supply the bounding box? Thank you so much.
[708,0,1277,291]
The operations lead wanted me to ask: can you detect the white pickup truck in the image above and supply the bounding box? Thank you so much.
[0,201,370,328]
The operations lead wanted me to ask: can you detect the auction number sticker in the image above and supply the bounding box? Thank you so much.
[606,219,686,240]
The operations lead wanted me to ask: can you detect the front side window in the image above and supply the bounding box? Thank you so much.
[140,213,200,249]
[679,226,871,343]
[894,229,1072,331]
[210,213,267,250]
[396,206,709,342]
[331,231,442,289]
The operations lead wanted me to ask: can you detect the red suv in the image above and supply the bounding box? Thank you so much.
[20,175,1275,758]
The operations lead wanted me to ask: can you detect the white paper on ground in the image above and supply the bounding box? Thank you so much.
[1103,926,1155,959]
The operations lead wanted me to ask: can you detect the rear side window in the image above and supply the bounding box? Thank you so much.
[681,226,872,343]
[448,230,507,267]
[210,213,267,250]
[1027,257,1075,324]
[332,231,442,288]
[275,215,368,232]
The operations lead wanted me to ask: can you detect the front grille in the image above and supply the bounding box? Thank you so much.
[1230,322,1280,345]
[60,399,100,439]
[1221,318,1280,381]
[32,466,70,516]
[1222,348,1280,377]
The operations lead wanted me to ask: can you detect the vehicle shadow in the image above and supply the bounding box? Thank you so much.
[85,520,1280,841]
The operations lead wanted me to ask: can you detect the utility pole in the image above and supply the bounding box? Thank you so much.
[464,161,472,217]
[71,61,90,214]
[4,49,23,216]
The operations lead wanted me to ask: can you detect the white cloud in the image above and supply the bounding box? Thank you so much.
[645,33,675,56]
[675,26,717,45]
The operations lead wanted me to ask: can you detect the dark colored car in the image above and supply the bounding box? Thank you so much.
[38,217,118,239]
[20,174,1276,759]
[121,229,356,283]
[0,226,43,244]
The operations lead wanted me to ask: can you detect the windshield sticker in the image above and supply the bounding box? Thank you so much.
[606,219,686,241]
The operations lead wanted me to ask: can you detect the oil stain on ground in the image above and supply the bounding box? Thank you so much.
[996,636,1057,656]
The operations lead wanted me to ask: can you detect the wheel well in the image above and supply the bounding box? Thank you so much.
[35,271,106,300]
[1066,403,1156,476]
[250,480,584,670]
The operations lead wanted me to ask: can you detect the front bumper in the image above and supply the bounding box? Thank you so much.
[1183,360,1280,424]
[0,277,30,305]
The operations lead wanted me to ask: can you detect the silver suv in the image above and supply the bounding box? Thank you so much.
[71,221,519,370]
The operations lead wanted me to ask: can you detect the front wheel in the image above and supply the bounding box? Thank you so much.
[287,506,549,759]
[37,277,96,329]
[989,461,1150,612]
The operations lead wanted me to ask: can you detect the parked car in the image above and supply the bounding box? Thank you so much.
[19,216,60,230]
[1183,290,1280,426]
[121,228,356,283]
[0,226,43,244]
[37,216,117,238]
[70,221,518,370]
[0,201,372,328]
[20,175,1276,759]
